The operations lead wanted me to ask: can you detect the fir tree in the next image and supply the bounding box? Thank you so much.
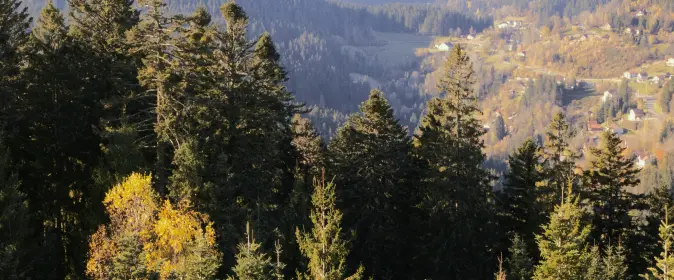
[603,243,628,280]
[498,139,545,252]
[533,194,593,280]
[328,89,417,279]
[0,0,31,115]
[643,208,674,280]
[228,223,276,280]
[493,114,506,141]
[582,131,640,255]
[413,44,494,279]
[541,112,578,214]
[296,173,364,280]
[506,234,534,280]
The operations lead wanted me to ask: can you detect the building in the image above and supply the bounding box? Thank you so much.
[467,34,475,40]
[517,51,527,57]
[629,109,645,121]
[588,120,603,132]
[497,23,509,29]
[601,24,612,31]
[667,58,674,67]
[651,75,664,84]
[623,72,637,79]
[637,72,649,83]
[602,91,614,103]
[605,123,625,135]
[634,151,652,169]
[435,42,453,51]
[625,28,633,34]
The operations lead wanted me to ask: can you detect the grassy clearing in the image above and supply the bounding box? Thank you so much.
[630,81,660,95]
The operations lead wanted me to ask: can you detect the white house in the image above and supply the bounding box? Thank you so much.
[602,91,614,103]
[651,75,663,84]
[435,42,453,51]
[601,24,612,31]
[517,51,527,57]
[629,108,645,121]
[667,58,674,67]
[467,34,475,40]
[635,153,652,169]
[623,72,636,79]
[497,23,509,29]
[637,72,649,83]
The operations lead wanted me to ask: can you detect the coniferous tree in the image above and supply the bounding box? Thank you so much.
[583,130,641,275]
[228,223,277,280]
[296,173,364,280]
[413,44,494,279]
[498,139,545,252]
[0,137,30,279]
[493,114,506,141]
[541,112,577,214]
[0,0,30,116]
[533,194,593,280]
[506,234,534,280]
[603,243,628,280]
[643,208,674,280]
[328,89,416,279]
[13,2,106,277]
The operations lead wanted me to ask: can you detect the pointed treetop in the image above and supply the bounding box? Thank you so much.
[221,1,248,24]
[33,0,67,46]
[191,7,211,27]
[360,89,396,121]
[255,32,280,62]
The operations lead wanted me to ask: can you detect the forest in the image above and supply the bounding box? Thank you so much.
[2,0,674,280]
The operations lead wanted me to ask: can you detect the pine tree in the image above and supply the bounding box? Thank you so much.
[0,0,30,115]
[541,112,577,214]
[660,81,674,114]
[493,114,506,141]
[498,139,545,252]
[0,137,30,279]
[228,223,276,280]
[643,208,674,280]
[328,89,416,279]
[583,131,640,249]
[295,173,364,280]
[533,195,593,280]
[413,44,494,279]
[506,234,534,280]
[585,246,604,280]
[13,2,107,277]
[603,243,628,280]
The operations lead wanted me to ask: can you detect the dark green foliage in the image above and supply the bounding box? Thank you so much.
[0,137,30,279]
[541,112,578,214]
[506,234,534,280]
[0,0,30,115]
[8,2,107,277]
[228,223,277,280]
[498,139,545,255]
[493,114,506,141]
[413,44,494,279]
[661,81,674,114]
[328,89,417,279]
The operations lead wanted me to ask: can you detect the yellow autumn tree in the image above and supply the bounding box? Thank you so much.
[86,173,221,280]
[86,172,158,279]
[145,200,221,279]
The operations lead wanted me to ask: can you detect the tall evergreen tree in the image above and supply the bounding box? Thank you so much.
[413,44,494,279]
[498,139,545,252]
[505,234,534,280]
[582,131,641,274]
[328,89,416,279]
[295,173,364,280]
[643,209,674,280]
[0,137,30,279]
[228,223,277,280]
[541,112,577,214]
[0,0,30,116]
[12,2,107,277]
[533,195,593,280]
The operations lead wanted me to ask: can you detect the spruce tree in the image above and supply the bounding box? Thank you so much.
[603,243,628,280]
[328,89,416,279]
[533,194,592,280]
[541,112,577,214]
[413,44,494,279]
[498,139,545,252]
[583,131,640,267]
[506,234,534,280]
[13,2,106,277]
[228,223,277,280]
[0,0,30,116]
[0,137,30,279]
[643,209,674,280]
[296,173,364,280]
